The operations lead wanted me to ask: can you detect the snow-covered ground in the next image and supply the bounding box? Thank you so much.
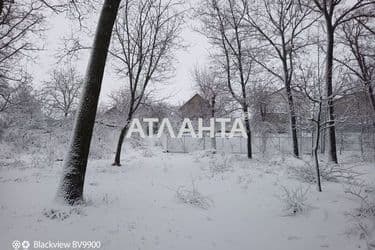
[1,142,374,250]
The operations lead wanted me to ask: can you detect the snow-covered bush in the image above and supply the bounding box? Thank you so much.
[345,183,375,248]
[288,160,361,184]
[279,186,310,216]
[191,150,216,163]
[0,143,16,160]
[31,154,56,169]
[346,183,375,221]
[89,125,116,159]
[176,181,213,209]
[140,146,154,157]
[42,207,85,221]
[89,137,113,159]
[31,144,57,168]
[209,152,233,175]
[129,137,146,148]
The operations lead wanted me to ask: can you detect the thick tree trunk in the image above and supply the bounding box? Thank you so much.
[325,27,338,164]
[243,106,252,159]
[113,119,132,166]
[367,83,375,128]
[285,80,299,158]
[368,84,375,112]
[57,0,121,205]
[0,0,4,16]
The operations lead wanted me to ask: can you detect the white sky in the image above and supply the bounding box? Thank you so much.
[29,6,210,106]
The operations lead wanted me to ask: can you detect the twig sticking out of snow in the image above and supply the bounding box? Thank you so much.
[176,179,213,210]
[279,186,310,216]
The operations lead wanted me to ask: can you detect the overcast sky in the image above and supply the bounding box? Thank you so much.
[29,5,210,107]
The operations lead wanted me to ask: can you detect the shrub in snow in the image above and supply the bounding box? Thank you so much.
[288,160,361,184]
[101,193,118,205]
[89,125,114,159]
[129,137,146,148]
[89,140,112,159]
[0,143,15,159]
[279,186,310,216]
[345,183,375,248]
[0,159,25,169]
[140,146,154,158]
[191,150,216,163]
[31,148,56,169]
[42,207,85,221]
[209,152,233,175]
[176,181,213,209]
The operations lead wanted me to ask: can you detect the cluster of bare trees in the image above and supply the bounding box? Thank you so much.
[0,0,44,114]
[194,0,375,163]
[54,0,185,203]
[2,0,374,202]
[110,0,184,166]
[0,0,97,117]
[40,67,83,118]
[0,0,184,203]
[57,0,374,200]
[192,65,235,150]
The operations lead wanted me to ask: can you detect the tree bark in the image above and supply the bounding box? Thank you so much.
[313,101,323,192]
[313,124,322,192]
[0,0,4,16]
[325,25,338,164]
[57,0,121,205]
[285,80,299,157]
[367,83,375,128]
[243,105,252,159]
[113,119,132,166]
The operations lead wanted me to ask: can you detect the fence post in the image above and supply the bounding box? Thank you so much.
[240,137,243,154]
[183,136,186,153]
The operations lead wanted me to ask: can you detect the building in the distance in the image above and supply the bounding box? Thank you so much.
[178,93,211,120]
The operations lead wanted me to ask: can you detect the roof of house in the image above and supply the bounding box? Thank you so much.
[179,94,211,110]
[178,93,211,118]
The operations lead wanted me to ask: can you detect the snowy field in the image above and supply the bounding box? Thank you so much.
[1,140,375,250]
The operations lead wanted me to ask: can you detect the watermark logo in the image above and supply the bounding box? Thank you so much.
[11,240,30,250]
[12,240,21,250]
[126,117,249,139]
[22,241,30,249]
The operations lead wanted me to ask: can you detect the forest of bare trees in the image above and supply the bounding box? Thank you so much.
[2,1,375,249]
[0,0,374,203]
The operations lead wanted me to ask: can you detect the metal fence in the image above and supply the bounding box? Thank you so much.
[161,133,375,157]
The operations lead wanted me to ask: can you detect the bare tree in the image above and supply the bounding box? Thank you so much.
[297,64,325,192]
[0,0,45,113]
[0,0,97,114]
[337,18,375,127]
[41,67,82,118]
[110,0,184,166]
[0,0,44,82]
[310,0,375,163]
[192,65,232,150]
[0,73,42,123]
[0,80,20,112]
[57,0,121,204]
[243,0,317,158]
[197,0,255,158]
